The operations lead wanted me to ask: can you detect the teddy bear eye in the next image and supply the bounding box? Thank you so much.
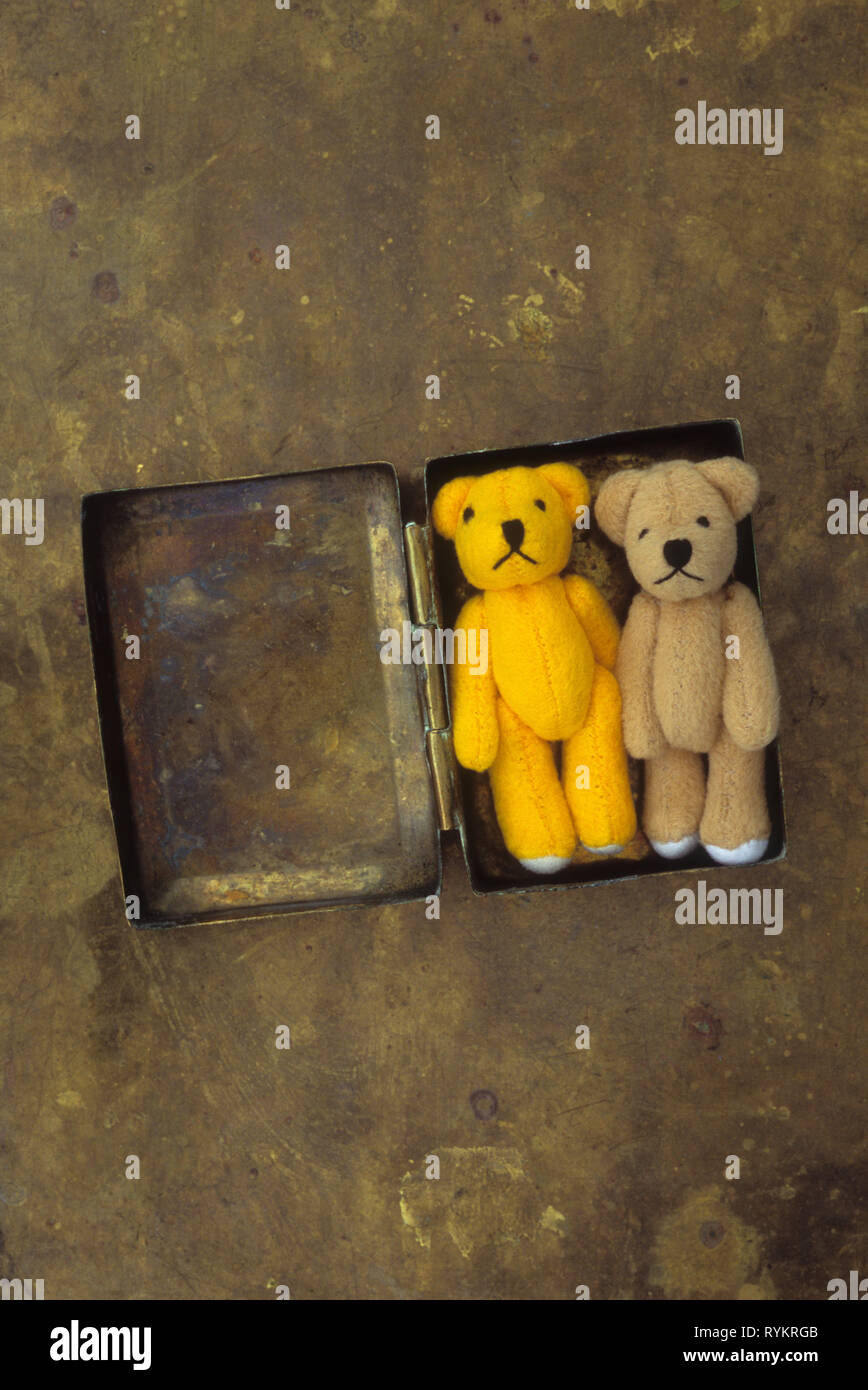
[696,515,710,527]
[463,506,474,523]
[534,498,546,511]
[638,527,649,539]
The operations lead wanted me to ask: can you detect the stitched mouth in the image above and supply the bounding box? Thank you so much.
[654,567,704,585]
[493,547,537,571]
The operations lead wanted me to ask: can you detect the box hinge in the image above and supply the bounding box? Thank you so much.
[404,522,455,832]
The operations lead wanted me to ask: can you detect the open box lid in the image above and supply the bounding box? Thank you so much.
[82,463,441,927]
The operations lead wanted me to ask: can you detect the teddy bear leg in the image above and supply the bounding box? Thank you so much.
[701,727,770,865]
[489,698,577,873]
[562,665,637,855]
[643,744,706,858]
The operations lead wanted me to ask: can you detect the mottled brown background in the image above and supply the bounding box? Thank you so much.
[1,0,865,1300]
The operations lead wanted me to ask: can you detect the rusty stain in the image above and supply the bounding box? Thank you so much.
[485,9,501,22]
[49,196,76,230]
[684,1005,724,1051]
[248,248,263,264]
[700,1221,726,1249]
[340,23,366,52]
[91,271,119,303]
[470,1089,498,1120]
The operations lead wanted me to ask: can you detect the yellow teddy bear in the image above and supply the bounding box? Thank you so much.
[432,463,636,873]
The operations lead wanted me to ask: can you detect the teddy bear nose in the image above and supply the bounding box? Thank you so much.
[502,519,525,550]
[663,538,693,570]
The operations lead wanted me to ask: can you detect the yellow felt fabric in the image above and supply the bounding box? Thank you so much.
[484,577,595,742]
[451,595,499,771]
[563,665,637,851]
[434,463,636,867]
[563,574,620,671]
[489,699,577,862]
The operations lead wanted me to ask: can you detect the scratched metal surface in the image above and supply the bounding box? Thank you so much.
[83,465,439,924]
[0,0,865,1299]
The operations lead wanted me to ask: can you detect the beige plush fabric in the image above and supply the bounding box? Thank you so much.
[596,458,779,861]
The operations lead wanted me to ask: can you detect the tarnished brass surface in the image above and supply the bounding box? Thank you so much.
[404,522,438,627]
[0,0,864,1301]
[84,464,439,923]
[426,728,456,834]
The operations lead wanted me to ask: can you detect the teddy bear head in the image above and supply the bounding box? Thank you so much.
[595,457,759,603]
[432,463,589,592]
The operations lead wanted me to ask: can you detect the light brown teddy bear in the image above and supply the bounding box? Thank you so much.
[595,457,779,865]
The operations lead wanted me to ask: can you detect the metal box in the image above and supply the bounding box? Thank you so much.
[82,418,786,927]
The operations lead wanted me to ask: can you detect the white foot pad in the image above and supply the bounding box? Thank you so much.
[703,837,769,866]
[649,834,700,860]
[581,843,625,857]
[518,855,572,874]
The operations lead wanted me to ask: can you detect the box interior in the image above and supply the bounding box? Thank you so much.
[426,420,786,895]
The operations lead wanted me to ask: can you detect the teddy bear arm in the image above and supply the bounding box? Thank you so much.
[616,595,667,758]
[562,574,620,671]
[722,583,780,750]
[450,597,499,771]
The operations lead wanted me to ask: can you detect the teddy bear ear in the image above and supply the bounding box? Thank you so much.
[595,469,644,547]
[535,463,590,520]
[432,476,475,539]
[694,456,759,521]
